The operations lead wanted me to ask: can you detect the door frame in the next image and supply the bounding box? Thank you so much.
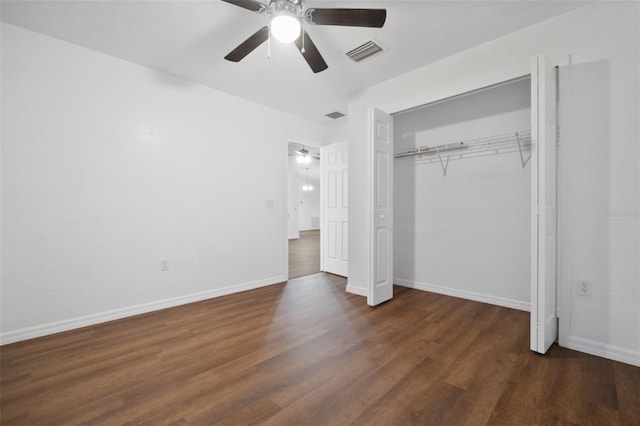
[284,139,323,280]
[367,61,565,352]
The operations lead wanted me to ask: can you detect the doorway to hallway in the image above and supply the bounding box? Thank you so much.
[287,142,321,279]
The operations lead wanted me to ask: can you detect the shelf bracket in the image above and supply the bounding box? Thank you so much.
[516,132,531,169]
[437,150,450,176]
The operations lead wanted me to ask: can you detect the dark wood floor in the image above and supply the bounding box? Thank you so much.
[1,273,639,425]
[288,229,320,279]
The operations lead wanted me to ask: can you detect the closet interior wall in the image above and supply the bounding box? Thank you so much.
[393,78,533,310]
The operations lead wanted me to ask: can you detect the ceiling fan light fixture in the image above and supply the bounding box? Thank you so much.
[271,11,301,43]
[296,155,311,164]
[302,167,313,191]
[295,146,311,164]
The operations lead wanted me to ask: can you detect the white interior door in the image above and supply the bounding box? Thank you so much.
[368,108,394,306]
[531,55,558,354]
[321,141,348,277]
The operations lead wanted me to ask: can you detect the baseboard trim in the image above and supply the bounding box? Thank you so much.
[0,275,286,346]
[346,284,367,297]
[394,278,530,312]
[566,336,640,367]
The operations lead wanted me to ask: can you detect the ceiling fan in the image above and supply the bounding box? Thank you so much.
[294,146,320,163]
[222,0,387,73]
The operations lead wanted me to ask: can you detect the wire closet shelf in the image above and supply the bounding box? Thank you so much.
[394,130,532,176]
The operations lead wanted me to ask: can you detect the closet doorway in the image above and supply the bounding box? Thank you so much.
[368,56,559,355]
[287,142,321,279]
[393,76,533,313]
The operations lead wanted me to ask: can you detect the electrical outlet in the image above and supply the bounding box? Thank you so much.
[577,280,592,297]
[160,259,169,272]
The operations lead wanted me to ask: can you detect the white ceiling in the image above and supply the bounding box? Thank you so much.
[0,0,588,124]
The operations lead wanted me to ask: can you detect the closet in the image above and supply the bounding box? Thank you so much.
[392,77,533,311]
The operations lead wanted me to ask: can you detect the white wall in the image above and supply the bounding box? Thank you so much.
[394,78,531,310]
[298,190,320,231]
[298,173,320,231]
[0,23,326,343]
[348,2,639,365]
[325,119,348,145]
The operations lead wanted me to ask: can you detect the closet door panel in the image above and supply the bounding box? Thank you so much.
[368,108,394,306]
[530,55,558,354]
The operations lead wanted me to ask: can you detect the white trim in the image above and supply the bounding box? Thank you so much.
[0,275,286,346]
[566,336,640,367]
[394,278,530,312]
[319,144,325,273]
[346,284,367,297]
[285,139,291,279]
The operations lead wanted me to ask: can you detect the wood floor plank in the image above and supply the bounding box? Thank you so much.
[581,355,619,410]
[1,272,639,425]
[614,361,640,425]
[538,346,586,424]
[261,337,443,425]
[577,400,623,425]
[351,356,450,425]
[288,230,320,279]
[405,381,464,425]
[439,350,519,425]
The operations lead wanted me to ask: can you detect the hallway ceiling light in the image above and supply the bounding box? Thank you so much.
[302,167,313,191]
[295,146,312,164]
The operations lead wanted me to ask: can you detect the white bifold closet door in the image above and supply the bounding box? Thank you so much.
[530,55,558,354]
[368,108,394,306]
[365,58,558,351]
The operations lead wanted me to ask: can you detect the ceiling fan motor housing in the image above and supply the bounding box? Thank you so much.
[270,0,302,16]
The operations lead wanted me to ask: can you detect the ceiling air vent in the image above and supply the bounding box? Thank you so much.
[326,111,345,119]
[345,39,385,63]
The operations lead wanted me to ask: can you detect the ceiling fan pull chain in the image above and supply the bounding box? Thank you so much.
[301,30,305,53]
[267,25,271,59]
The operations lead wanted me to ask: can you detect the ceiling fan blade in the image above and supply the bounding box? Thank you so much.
[224,26,269,62]
[294,30,328,74]
[221,0,267,13]
[304,8,386,28]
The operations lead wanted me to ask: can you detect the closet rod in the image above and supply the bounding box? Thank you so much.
[394,141,467,159]
[394,131,531,161]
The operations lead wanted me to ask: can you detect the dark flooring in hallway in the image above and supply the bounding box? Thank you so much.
[288,229,320,279]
